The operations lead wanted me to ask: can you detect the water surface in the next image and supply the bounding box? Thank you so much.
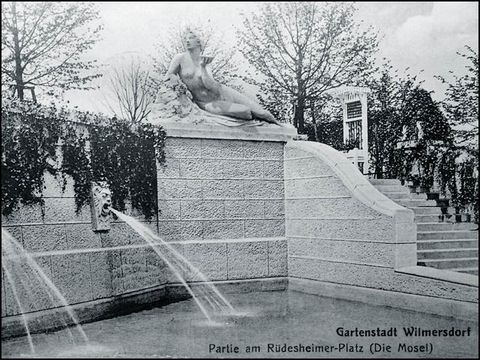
[2,290,477,358]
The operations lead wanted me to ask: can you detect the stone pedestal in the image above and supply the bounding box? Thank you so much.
[155,120,296,282]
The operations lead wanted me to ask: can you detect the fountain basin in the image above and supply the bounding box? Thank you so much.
[2,289,478,358]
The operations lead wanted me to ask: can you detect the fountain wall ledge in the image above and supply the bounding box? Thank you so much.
[156,120,297,142]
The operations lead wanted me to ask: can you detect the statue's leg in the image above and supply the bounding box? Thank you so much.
[220,85,280,124]
[203,100,253,120]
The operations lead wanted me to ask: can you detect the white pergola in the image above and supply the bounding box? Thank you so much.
[327,86,370,174]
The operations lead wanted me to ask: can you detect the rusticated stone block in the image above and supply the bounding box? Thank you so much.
[165,137,202,158]
[244,141,284,159]
[158,179,204,199]
[157,220,204,241]
[22,224,67,252]
[288,238,394,267]
[202,139,244,159]
[284,177,350,198]
[157,179,182,199]
[157,200,181,219]
[227,241,268,279]
[88,251,113,299]
[102,223,145,247]
[268,240,288,276]
[284,146,311,159]
[284,157,334,178]
[106,249,123,295]
[286,218,394,241]
[43,198,90,223]
[224,200,264,219]
[65,223,102,249]
[203,179,244,199]
[181,200,224,219]
[288,258,478,303]
[223,159,263,179]
[244,180,283,199]
[245,219,285,238]
[121,247,148,293]
[1,203,43,225]
[2,226,23,246]
[263,160,284,179]
[285,197,380,219]
[203,220,244,239]
[182,242,228,281]
[42,171,75,197]
[144,246,169,287]
[157,157,181,178]
[4,256,53,314]
[264,200,285,218]
[180,158,224,178]
[50,253,92,304]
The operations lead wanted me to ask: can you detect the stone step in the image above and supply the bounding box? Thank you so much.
[415,214,445,223]
[369,179,402,186]
[454,268,478,275]
[374,184,408,193]
[418,257,478,270]
[417,239,479,250]
[417,248,478,260]
[416,222,478,232]
[417,230,478,240]
[411,207,442,215]
[408,193,428,200]
[396,199,438,208]
[381,192,411,200]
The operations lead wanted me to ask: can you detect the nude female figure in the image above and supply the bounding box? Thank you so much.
[164,31,280,125]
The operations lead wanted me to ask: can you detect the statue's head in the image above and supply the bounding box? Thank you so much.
[184,30,202,51]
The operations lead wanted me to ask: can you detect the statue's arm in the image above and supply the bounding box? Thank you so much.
[164,54,182,80]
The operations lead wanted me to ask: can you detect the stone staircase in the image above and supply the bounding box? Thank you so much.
[370,179,478,275]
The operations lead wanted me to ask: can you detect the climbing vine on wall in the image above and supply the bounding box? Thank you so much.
[89,119,166,219]
[1,99,166,220]
[1,101,62,215]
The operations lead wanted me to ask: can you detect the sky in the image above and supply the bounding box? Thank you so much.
[63,1,479,114]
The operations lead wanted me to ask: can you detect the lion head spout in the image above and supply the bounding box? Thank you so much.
[91,182,112,231]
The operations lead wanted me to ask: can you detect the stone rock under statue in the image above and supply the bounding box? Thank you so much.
[149,30,282,128]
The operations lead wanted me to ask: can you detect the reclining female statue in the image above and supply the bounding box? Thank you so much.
[164,30,280,125]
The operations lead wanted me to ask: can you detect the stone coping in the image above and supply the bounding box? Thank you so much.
[289,277,478,321]
[158,120,297,142]
[286,141,414,221]
[396,266,478,287]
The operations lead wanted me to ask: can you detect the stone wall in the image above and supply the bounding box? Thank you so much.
[285,141,478,305]
[156,135,288,281]
[1,123,292,320]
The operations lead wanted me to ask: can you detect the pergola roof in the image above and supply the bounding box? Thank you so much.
[326,86,371,101]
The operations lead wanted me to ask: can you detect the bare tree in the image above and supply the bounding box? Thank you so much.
[237,2,378,132]
[106,60,156,123]
[1,2,103,100]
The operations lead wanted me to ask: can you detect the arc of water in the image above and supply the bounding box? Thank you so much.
[1,229,88,342]
[4,253,77,342]
[111,209,236,320]
[155,243,226,312]
[2,263,35,353]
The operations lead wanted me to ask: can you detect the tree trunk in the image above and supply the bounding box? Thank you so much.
[12,2,24,100]
[311,99,319,142]
[295,95,306,134]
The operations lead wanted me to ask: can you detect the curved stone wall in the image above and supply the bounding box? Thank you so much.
[285,141,478,306]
